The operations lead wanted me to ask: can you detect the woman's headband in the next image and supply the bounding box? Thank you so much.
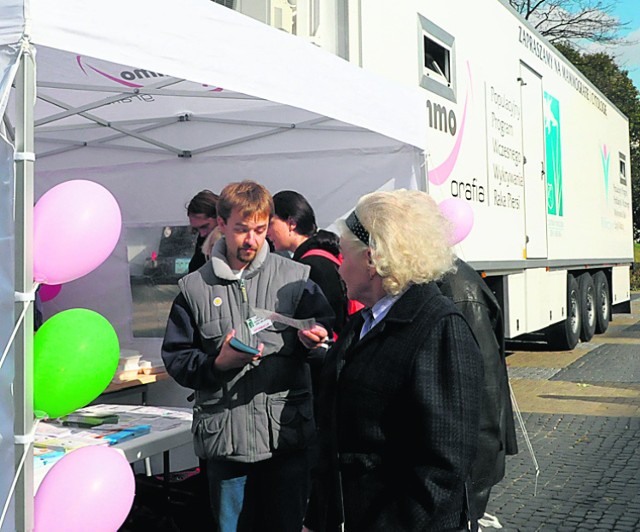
[345,211,370,246]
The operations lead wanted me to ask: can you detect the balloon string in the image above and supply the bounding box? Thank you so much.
[509,380,540,496]
[0,295,33,372]
[0,420,40,530]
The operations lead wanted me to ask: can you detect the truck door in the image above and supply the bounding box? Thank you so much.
[519,62,548,259]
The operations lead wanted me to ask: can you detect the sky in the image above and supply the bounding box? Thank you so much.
[600,0,640,91]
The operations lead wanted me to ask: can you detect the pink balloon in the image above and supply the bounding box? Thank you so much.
[438,197,474,245]
[34,446,135,532]
[34,180,122,285]
[38,284,62,303]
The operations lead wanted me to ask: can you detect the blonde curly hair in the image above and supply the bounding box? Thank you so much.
[338,189,455,295]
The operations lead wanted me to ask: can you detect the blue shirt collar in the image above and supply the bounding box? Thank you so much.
[360,290,404,339]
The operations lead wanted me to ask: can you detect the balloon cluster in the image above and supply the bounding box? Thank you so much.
[30,180,134,531]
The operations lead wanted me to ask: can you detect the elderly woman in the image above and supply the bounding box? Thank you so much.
[304,189,483,532]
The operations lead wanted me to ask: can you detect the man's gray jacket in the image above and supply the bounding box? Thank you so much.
[162,239,334,463]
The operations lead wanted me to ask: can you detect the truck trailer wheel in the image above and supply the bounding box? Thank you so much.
[549,274,581,350]
[578,273,596,342]
[593,271,610,334]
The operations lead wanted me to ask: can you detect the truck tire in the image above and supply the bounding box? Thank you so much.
[593,271,610,334]
[578,273,596,342]
[549,273,581,350]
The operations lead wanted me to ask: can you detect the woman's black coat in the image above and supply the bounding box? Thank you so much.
[306,282,484,532]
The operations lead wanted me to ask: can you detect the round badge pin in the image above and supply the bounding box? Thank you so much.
[213,297,223,307]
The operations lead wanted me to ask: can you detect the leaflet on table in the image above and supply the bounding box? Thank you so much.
[76,404,192,420]
[94,424,151,444]
[94,412,186,431]
[124,406,192,419]
[35,432,109,452]
[33,447,65,469]
[62,413,119,427]
[36,420,151,450]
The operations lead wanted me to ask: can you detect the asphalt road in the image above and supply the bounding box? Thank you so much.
[483,298,640,531]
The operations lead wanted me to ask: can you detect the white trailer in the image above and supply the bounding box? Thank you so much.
[231,0,633,349]
[356,0,634,349]
[227,0,634,349]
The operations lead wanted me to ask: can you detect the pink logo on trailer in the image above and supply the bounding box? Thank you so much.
[75,56,224,91]
[428,62,477,246]
[428,61,473,186]
[601,144,610,202]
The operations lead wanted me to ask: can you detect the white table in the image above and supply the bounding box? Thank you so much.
[34,405,193,490]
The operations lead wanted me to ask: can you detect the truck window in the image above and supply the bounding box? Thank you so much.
[424,36,450,84]
[418,14,456,102]
[619,152,627,185]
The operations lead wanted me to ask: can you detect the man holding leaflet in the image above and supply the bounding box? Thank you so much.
[162,180,334,532]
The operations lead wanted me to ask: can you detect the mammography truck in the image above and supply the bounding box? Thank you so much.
[260,0,634,349]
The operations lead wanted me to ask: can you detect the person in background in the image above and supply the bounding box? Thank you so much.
[34,288,43,331]
[304,189,483,532]
[185,188,221,517]
[438,258,518,530]
[187,189,220,273]
[162,180,334,532]
[201,223,224,262]
[267,190,355,504]
[267,190,349,335]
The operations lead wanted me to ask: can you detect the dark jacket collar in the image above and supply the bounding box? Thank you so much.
[347,282,444,348]
[383,282,443,323]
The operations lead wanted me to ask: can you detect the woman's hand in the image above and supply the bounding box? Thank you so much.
[298,324,329,350]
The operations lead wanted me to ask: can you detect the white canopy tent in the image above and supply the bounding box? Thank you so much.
[1,0,428,528]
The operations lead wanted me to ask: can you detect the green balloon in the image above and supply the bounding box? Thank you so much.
[34,308,120,419]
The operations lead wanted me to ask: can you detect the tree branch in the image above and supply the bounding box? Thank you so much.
[509,0,628,44]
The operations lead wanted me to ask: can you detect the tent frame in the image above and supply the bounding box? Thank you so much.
[2,1,430,528]
[13,42,36,532]
[9,76,371,161]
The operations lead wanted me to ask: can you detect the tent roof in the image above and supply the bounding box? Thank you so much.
[2,0,430,343]
[24,0,428,152]
[1,0,431,229]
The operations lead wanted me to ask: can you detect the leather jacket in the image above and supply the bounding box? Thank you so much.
[438,258,518,519]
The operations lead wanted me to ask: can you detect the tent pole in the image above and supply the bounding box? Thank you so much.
[418,150,429,193]
[13,42,35,532]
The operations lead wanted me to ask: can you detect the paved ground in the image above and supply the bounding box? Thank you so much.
[123,292,640,531]
[483,297,640,531]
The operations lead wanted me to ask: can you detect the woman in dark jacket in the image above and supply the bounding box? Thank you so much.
[268,190,349,334]
[304,189,483,532]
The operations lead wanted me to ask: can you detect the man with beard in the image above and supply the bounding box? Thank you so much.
[162,180,334,532]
